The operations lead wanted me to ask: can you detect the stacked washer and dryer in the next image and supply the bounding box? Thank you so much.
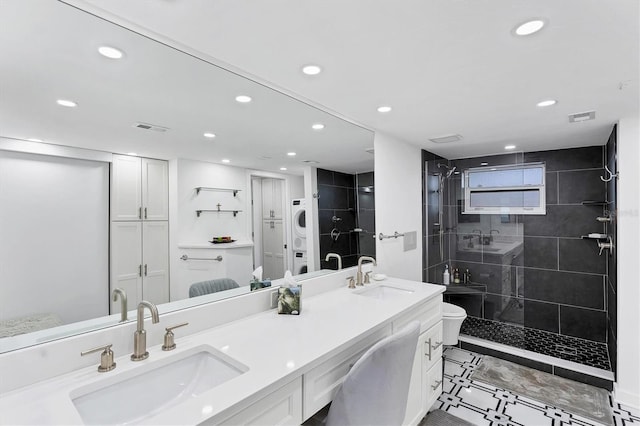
[291,199,308,274]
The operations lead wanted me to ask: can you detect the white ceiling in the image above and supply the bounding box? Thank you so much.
[69,0,639,159]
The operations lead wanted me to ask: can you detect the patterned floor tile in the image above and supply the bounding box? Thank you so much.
[434,347,640,426]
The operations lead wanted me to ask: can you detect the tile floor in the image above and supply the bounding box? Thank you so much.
[461,317,611,371]
[431,347,640,426]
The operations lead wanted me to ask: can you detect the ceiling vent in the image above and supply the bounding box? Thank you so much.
[303,160,319,164]
[429,134,463,144]
[568,111,596,123]
[133,122,169,132]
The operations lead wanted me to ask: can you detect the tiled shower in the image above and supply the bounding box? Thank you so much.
[317,168,375,269]
[422,127,618,386]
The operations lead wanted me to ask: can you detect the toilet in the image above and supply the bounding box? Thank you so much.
[442,302,467,345]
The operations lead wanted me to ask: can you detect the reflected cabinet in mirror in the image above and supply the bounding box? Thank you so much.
[0,0,374,352]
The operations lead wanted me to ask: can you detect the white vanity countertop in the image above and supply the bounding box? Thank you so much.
[0,278,444,425]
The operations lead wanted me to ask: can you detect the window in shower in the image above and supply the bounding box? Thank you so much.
[463,163,546,215]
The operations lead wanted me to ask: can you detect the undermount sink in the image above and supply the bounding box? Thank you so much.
[71,345,248,425]
[355,284,414,300]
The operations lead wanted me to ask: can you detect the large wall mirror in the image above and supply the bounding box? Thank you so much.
[0,0,374,352]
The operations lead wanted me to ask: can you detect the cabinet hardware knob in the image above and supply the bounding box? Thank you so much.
[144,264,148,276]
[138,207,142,219]
[431,379,443,390]
[144,207,147,219]
[431,341,443,350]
[138,264,142,277]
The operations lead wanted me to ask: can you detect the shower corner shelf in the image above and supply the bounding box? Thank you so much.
[196,209,242,217]
[195,187,241,196]
[580,234,609,240]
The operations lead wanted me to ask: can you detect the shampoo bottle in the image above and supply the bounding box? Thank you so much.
[443,265,450,285]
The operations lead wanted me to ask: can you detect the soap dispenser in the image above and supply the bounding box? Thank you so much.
[443,265,450,285]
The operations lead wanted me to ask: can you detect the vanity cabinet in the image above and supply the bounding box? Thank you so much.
[397,295,443,426]
[110,221,169,309]
[214,378,303,426]
[111,155,168,221]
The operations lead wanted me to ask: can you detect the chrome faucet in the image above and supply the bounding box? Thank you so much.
[112,288,128,322]
[356,256,377,286]
[131,301,159,361]
[325,253,342,270]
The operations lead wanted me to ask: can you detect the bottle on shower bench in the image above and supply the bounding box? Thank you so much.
[443,264,450,285]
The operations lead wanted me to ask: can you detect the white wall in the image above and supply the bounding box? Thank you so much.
[615,115,640,409]
[0,150,109,324]
[374,132,423,281]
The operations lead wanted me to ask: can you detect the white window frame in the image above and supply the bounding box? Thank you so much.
[463,162,546,215]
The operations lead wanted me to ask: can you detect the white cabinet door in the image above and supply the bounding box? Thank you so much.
[142,221,169,305]
[110,222,143,312]
[214,378,302,426]
[263,219,285,279]
[403,330,430,426]
[141,158,168,221]
[111,155,142,221]
[261,178,284,220]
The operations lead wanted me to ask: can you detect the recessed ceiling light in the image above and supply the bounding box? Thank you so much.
[27,138,43,142]
[514,19,546,36]
[126,152,138,156]
[235,95,252,103]
[280,167,287,171]
[287,152,296,156]
[222,159,230,163]
[56,99,77,108]
[312,123,325,130]
[505,145,516,150]
[537,99,557,107]
[377,106,392,113]
[98,46,124,59]
[302,64,322,75]
[480,162,489,166]
[203,132,216,138]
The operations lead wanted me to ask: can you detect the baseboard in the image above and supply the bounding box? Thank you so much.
[613,384,640,410]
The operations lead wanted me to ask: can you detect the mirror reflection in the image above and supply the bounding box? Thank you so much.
[0,0,374,352]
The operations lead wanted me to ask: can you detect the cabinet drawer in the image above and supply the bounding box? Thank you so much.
[425,358,443,410]
[302,325,391,421]
[216,377,302,426]
[393,295,442,335]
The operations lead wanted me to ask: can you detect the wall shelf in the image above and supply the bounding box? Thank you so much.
[196,209,242,217]
[195,187,240,196]
[580,234,609,240]
[581,200,610,206]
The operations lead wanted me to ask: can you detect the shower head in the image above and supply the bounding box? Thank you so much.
[437,163,457,178]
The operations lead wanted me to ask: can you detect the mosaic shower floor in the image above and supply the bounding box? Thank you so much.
[432,347,639,426]
[460,316,611,371]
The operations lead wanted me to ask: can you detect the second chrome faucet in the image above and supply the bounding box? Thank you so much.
[131,301,159,361]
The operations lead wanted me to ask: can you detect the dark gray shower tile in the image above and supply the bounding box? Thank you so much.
[523,300,559,333]
[521,204,601,238]
[558,169,606,204]
[446,293,484,318]
[318,209,335,234]
[522,268,604,309]
[559,305,606,342]
[546,172,558,205]
[453,234,483,263]
[358,209,375,234]
[357,189,375,210]
[317,168,334,185]
[333,171,355,188]
[347,187,356,210]
[320,233,351,258]
[428,233,451,266]
[522,236,558,270]
[524,146,603,171]
[453,261,505,294]
[484,294,523,325]
[358,233,376,257]
[342,255,358,268]
[558,238,606,274]
[356,171,374,187]
[318,184,349,210]
[451,153,519,171]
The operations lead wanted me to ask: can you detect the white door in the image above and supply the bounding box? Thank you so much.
[263,219,285,280]
[271,179,284,219]
[141,158,168,221]
[262,179,275,219]
[110,221,143,312]
[142,221,169,304]
[111,155,142,221]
